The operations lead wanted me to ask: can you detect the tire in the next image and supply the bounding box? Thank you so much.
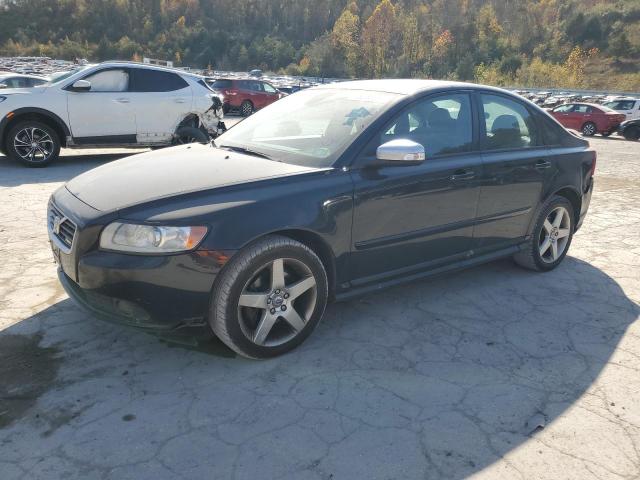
[240,100,254,117]
[623,126,640,141]
[6,120,60,167]
[601,131,612,137]
[173,126,210,145]
[581,122,597,137]
[209,235,329,359]
[513,195,575,272]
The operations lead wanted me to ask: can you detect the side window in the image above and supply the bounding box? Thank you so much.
[481,94,539,150]
[378,93,473,157]
[212,79,232,89]
[263,83,277,94]
[237,80,251,91]
[553,104,574,113]
[131,69,188,92]
[83,69,129,92]
[573,105,592,114]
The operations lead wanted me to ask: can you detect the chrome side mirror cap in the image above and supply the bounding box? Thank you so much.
[376,139,425,163]
[71,79,91,91]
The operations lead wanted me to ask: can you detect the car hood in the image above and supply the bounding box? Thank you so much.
[66,144,321,211]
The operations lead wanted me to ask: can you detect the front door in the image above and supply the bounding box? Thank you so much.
[349,92,482,284]
[474,92,549,253]
[66,68,137,140]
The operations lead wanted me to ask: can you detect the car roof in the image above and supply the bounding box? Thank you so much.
[316,79,501,96]
[99,61,203,79]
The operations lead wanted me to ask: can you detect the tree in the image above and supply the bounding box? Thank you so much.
[361,0,401,77]
[609,32,632,60]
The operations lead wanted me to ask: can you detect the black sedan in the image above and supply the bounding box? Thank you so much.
[49,80,595,358]
[618,119,640,141]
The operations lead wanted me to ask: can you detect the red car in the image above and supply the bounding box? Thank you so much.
[208,78,284,116]
[549,103,626,137]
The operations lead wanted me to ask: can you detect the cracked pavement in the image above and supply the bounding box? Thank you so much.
[0,135,639,479]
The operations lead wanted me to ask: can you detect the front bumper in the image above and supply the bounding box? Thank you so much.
[50,186,231,334]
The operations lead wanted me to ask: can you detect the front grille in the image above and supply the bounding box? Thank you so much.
[48,202,77,251]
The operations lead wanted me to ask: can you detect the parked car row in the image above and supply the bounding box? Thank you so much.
[0,61,226,166]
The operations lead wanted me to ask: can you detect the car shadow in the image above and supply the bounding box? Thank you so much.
[0,150,143,187]
[0,256,637,478]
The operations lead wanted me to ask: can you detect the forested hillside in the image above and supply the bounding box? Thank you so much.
[1,0,639,90]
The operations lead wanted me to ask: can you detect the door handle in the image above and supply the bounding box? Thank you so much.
[114,98,130,103]
[450,169,475,181]
[535,159,552,169]
[174,98,187,103]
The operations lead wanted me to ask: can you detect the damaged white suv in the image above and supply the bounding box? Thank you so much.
[0,62,225,167]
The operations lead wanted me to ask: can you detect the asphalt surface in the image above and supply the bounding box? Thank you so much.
[0,133,639,479]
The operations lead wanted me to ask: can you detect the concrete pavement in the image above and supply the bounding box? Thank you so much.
[0,136,639,479]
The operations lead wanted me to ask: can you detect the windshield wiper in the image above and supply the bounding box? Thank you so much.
[217,144,271,160]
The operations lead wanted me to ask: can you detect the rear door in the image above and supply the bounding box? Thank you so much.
[129,68,193,143]
[473,92,550,253]
[66,67,137,140]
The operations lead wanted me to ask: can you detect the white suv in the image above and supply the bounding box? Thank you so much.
[0,62,225,167]
[603,98,640,121]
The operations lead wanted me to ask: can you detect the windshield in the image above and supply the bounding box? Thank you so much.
[216,88,401,167]
[45,66,91,85]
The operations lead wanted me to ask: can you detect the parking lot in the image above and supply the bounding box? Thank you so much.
[0,135,639,479]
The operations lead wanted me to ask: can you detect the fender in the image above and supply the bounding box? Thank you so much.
[0,107,71,145]
[524,185,583,239]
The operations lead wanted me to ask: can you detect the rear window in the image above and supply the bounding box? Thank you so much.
[131,69,189,92]
[211,79,233,89]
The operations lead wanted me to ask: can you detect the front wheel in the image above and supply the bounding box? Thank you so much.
[209,235,328,359]
[7,121,61,167]
[513,196,575,272]
[581,122,597,137]
[240,100,254,117]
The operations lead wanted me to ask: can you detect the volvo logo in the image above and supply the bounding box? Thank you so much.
[52,215,64,235]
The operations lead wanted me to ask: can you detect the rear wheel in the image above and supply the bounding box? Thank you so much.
[6,121,60,167]
[581,122,597,136]
[513,196,575,272]
[240,100,254,117]
[173,126,210,145]
[209,235,328,359]
[623,126,640,141]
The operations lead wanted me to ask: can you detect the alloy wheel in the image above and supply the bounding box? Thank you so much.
[175,135,198,145]
[237,258,317,347]
[13,127,54,163]
[241,102,253,116]
[538,206,571,263]
[582,123,596,136]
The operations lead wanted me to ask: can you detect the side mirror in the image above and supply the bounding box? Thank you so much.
[70,79,91,91]
[376,139,425,163]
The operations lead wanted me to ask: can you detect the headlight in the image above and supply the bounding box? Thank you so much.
[99,222,208,253]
